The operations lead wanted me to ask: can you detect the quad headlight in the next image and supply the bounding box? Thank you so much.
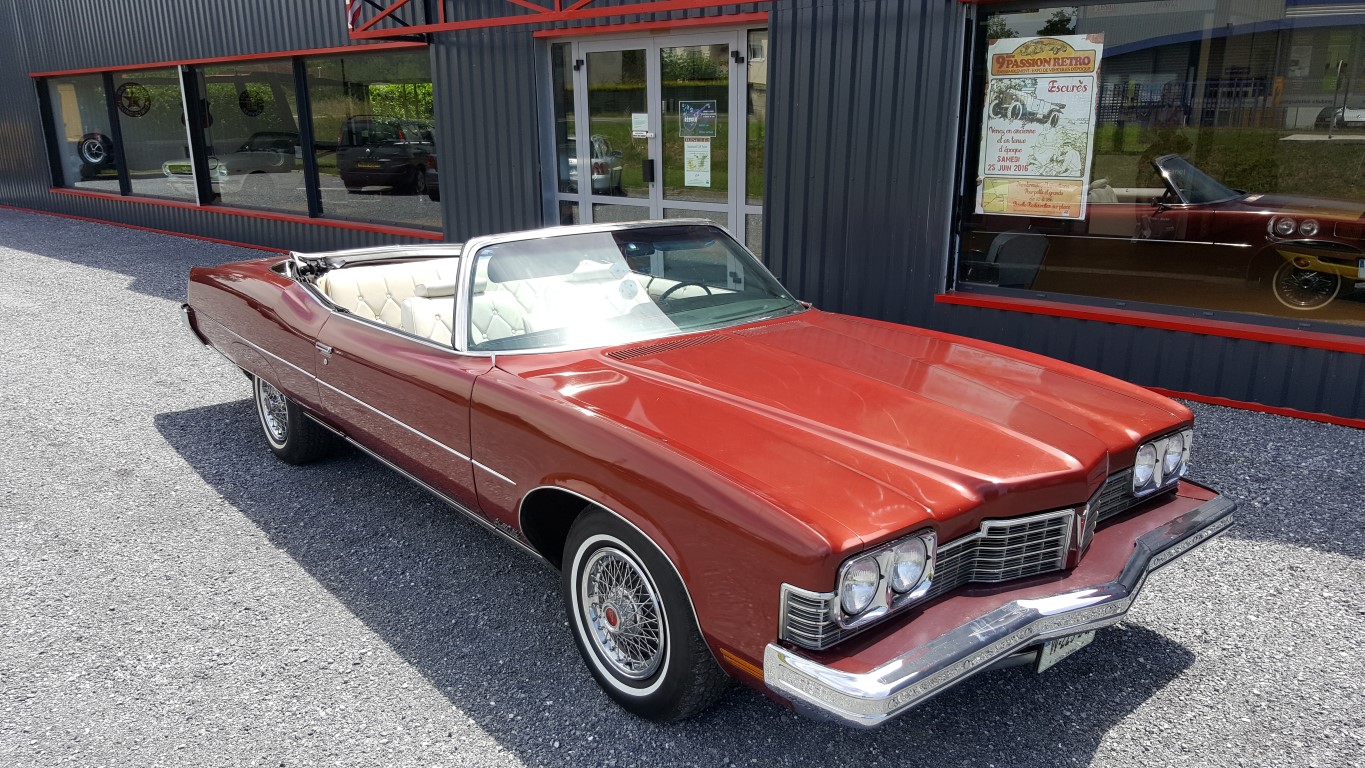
[836,529,936,627]
[1299,219,1320,237]
[1132,429,1193,496]
[889,537,929,594]
[839,556,880,615]
[1273,217,1297,237]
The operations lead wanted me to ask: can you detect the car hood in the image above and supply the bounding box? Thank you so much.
[507,312,1189,549]
[1240,193,1365,219]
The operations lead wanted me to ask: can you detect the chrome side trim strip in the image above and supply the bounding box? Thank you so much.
[473,461,516,486]
[339,433,544,563]
[764,493,1237,729]
[216,322,314,378]
[215,320,476,466]
[315,378,472,463]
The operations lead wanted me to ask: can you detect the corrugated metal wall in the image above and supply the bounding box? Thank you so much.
[765,0,963,329]
[764,0,1365,421]
[430,28,544,242]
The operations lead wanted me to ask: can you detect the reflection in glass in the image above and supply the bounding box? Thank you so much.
[46,75,118,191]
[559,201,579,225]
[960,3,1365,328]
[196,61,306,213]
[552,43,578,195]
[664,208,727,229]
[661,44,729,204]
[746,213,764,260]
[587,50,647,199]
[305,49,440,230]
[115,69,193,200]
[593,203,650,223]
[746,30,767,205]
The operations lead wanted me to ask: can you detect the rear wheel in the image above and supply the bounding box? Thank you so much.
[1271,261,1341,311]
[253,375,336,464]
[563,509,729,721]
[408,167,427,195]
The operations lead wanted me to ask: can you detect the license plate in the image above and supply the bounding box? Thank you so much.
[1357,258,1364,280]
[1036,630,1095,673]
[356,161,381,169]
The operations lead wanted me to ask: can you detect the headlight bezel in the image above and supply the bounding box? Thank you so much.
[834,529,937,630]
[1132,428,1193,496]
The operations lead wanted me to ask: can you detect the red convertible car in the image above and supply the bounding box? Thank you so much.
[183,221,1235,727]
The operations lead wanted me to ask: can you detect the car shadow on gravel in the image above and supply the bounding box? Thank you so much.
[157,399,1201,768]
[0,208,267,303]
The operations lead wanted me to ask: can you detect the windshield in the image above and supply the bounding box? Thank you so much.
[466,225,803,352]
[1153,155,1241,205]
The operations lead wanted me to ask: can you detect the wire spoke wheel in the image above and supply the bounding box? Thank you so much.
[579,546,665,681]
[1273,261,1340,310]
[255,377,290,445]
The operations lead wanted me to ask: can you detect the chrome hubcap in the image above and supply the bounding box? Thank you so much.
[256,379,289,444]
[580,547,664,680]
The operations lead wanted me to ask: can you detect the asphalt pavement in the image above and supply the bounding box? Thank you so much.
[1,207,1362,767]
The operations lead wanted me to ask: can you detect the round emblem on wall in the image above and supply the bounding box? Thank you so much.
[238,89,265,118]
[115,83,152,117]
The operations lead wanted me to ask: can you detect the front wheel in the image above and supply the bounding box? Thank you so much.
[253,375,337,464]
[1271,261,1341,311]
[563,510,729,721]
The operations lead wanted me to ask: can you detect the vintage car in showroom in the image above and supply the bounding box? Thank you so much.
[963,154,1365,312]
[182,221,1235,727]
[162,131,300,195]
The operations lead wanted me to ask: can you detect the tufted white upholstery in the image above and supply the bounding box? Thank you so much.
[316,259,460,327]
[400,296,457,346]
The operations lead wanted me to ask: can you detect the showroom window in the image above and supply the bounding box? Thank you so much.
[957,2,1365,329]
[113,68,194,200]
[44,74,119,192]
[39,46,440,233]
[303,48,439,230]
[192,61,308,214]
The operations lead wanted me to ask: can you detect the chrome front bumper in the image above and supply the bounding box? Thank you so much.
[763,494,1236,728]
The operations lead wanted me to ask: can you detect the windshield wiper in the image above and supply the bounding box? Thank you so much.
[713,304,802,323]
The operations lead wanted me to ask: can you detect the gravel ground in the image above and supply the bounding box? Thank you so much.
[1,207,1362,768]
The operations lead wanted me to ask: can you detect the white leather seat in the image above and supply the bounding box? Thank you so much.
[400,296,456,346]
[316,259,460,327]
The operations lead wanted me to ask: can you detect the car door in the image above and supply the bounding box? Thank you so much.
[313,311,493,512]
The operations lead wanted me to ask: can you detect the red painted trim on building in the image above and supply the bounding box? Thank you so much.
[532,11,769,37]
[28,41,426,79]
[1148,388,1365,430]
[935,292,1365,356]
[355,0,416,33]
[49,188,444,241]
[350,0,769,37]
[0,203,288,253]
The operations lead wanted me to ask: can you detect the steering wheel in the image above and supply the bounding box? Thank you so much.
[658,281,713,303]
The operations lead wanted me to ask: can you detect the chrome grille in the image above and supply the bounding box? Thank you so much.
[778,468,1155,652]
[1093,468,1145,523]
[779,587,843,650]
[924,509,1074,600]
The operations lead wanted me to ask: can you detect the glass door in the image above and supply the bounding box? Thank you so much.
[550,30,765,252]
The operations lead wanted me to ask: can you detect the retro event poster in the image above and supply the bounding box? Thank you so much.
[975,34,1104,220]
